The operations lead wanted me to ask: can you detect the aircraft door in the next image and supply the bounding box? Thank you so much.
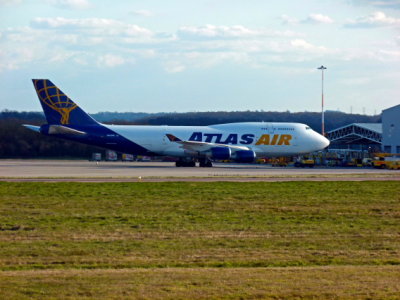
[268,123,275,135]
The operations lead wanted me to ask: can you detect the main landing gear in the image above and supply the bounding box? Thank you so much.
[199,158,213,168]
[175,158,213,167]
[175,159,196,167]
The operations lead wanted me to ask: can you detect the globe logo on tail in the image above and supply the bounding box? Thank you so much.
[33,80,77,124]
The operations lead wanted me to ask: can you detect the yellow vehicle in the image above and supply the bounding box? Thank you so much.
[256,158,267,164]
[387,160,400,170]
[271,157,289,167]
[372,153,400,169]
[372,156,386,169]
[294,157,315,168]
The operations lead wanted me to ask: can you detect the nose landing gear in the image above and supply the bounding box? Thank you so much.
[199,158,213,168]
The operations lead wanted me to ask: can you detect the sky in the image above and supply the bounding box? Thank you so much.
[0,0,399,114]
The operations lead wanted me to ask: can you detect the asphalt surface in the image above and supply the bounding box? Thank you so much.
[0,160,399,182]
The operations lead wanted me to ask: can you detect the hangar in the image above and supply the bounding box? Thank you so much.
[326,104,400,154]
[327,123,382,152]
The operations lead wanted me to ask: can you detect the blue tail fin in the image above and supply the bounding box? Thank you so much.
[32,79,98,125]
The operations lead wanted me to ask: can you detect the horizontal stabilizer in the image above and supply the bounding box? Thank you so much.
[22,124,40,133]
[48,125,86,135]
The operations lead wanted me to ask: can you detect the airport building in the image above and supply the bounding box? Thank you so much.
[327,123,382,153]
[327,104,400,155]
[382,104,400,154]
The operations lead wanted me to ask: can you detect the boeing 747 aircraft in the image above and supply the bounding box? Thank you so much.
[24,79,330,167]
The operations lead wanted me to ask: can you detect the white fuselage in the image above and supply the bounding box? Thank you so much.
[105,122,330,158]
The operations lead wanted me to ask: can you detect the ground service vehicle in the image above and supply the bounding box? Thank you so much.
[294,157,315,168]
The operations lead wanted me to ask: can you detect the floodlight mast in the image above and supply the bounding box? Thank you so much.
[317,65,327,136]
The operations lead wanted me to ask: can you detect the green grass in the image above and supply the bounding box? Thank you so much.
[0,181,399,298]
[1,266,400,299]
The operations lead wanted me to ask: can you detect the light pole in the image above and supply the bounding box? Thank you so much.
[317,65,327,136]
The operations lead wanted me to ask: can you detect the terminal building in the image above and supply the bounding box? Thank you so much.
[382,104,400,154]
[327,104,400,155]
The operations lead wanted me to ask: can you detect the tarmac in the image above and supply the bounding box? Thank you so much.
[0,160,399,182]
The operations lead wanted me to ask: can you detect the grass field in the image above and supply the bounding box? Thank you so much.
[0,181,399,299]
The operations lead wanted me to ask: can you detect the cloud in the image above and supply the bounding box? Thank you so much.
[131,9,154,17]
[379,49,400,60]
[97,54,126,67]
[163,61,186,73]
[178,25,260,39]
[177,24,300,40]
[0,18,157,71]
[281,13,333,25]
[290,39,331,54]
[31,17,153,37]
[48,0,91,10]
[373,0,400,9]
[349,0,400,9]
[281,14,299,25]
[0,19,374,74]
[345,11,400,28]
[304,14,334,24]
[0,0,21,4]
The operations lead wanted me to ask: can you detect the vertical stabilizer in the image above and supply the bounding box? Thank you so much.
[32,79,98,125]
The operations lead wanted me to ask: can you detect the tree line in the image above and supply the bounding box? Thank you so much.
[0,110,380,158]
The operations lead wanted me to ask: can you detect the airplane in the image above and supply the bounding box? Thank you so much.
[24,79,330,167]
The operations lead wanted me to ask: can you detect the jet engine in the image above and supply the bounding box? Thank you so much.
[210,147,231,160]
[233,150,256,163]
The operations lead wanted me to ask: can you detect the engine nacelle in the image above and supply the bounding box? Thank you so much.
[233,150,256,163]
[210,147,231,160]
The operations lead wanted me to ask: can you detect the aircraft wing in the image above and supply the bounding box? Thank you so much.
[166,134,250,152]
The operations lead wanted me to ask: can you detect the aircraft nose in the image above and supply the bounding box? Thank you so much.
[319,135,330,149]
[310,132,330,151]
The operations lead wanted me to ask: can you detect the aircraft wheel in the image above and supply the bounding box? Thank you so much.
[199,158,206,167]
[199,158,212,167]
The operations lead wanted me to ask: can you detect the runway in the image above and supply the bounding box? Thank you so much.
[0,160,399,182]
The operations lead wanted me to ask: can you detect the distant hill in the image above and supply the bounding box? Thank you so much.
[0,110,155,123]
[91,112,163,122]
[0,110,380,132]
[136,111,381,132]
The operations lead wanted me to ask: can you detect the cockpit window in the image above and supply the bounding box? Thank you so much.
[305,126,310,130]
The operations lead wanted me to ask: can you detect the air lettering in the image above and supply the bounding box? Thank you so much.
[256,134,292,145]
[189,132,291,145]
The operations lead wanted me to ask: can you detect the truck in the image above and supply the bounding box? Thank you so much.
[294,157,315,168]
[372,153,400,169]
